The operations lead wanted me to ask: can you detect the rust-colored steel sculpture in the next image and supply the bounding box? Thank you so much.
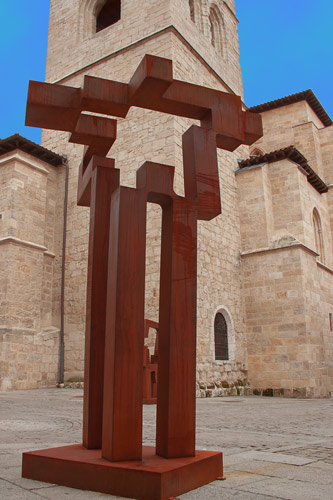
[22,55,262,500]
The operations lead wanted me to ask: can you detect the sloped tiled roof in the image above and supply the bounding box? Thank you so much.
[238,145,328,194]
[248,90,332,128]
[0,133,64,167]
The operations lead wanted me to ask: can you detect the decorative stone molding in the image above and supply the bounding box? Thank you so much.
[241,241,319,259]
[0,236,49,253]
[0,151,50,175]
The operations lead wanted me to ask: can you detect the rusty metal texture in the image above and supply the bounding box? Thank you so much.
[23,54,263,499]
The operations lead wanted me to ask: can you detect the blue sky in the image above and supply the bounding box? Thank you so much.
[0,0,332,144]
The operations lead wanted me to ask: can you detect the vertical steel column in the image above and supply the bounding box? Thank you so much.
[102,186,146,461]
[83,164,119,449]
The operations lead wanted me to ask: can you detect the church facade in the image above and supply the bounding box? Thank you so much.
[1,0,332,397]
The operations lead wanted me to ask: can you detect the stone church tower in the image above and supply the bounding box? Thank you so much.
[39,0,249,392]
[1,0,332,396]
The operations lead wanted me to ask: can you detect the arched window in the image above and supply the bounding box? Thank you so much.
[209,4,223,54]
[214,312,229,360]
[189,0,195,22]
[313,208,325,263]
[96,0,121,33]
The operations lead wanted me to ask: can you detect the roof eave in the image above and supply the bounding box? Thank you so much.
[248,90,332,128]
[0,133,64,167]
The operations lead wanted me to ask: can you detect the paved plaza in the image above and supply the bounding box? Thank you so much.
[0,389,332,499]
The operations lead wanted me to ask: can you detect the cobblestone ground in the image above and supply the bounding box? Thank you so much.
[0,389,332,499]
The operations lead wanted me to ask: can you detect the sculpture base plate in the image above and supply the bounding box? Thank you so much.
[22,444,223,500]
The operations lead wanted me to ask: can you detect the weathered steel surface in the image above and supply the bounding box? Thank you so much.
[26,54,263,151]
[23,54,262,499]
[23,445,223,500]
[82,159,119,450]
[102,185,147,461]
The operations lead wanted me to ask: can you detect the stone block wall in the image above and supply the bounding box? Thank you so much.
[237,151,333,397]
[301,253,333,397]
[3,0,328,396]
[237,157,332,267]
[241,246,324,397]
[41,0,248,388]
[0,150,64,390]
[0,326,59,392]
[46,0,241,96]
[252,102,331,181]
[320,125,333,183]
[319,125,333,254]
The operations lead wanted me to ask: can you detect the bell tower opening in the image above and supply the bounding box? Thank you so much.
[96,0,121,33]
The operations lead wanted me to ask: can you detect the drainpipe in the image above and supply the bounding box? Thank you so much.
[59,157,69,385]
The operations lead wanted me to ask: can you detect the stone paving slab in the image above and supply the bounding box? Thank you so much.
[180,483,285,500]
[0,465,57,491]
[262,463,333,485]
[0,389,332,499]
[274,445,333,464]
[306,460,333,471]
[225,461,333,485]
[0,478,46,500]
[225,450,316,466]
[215,470,267,489]
[30,485,126,499]
[232,476,333,500]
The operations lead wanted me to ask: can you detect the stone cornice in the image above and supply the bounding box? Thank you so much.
[0,237,55,257]
[53,25,236,96]
[241,242,318,259]
[317,261,333,274]
[0,134,64,167]
[237,145,328,194]
[242,243,333,274]
[0,150,50,175]
[248,89,332,128]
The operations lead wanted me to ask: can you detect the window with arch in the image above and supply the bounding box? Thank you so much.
[313,208,325,263]
[96,0,121,33]
[209,4,223,54]
[214,312,229,360]
[189,0,195,22]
